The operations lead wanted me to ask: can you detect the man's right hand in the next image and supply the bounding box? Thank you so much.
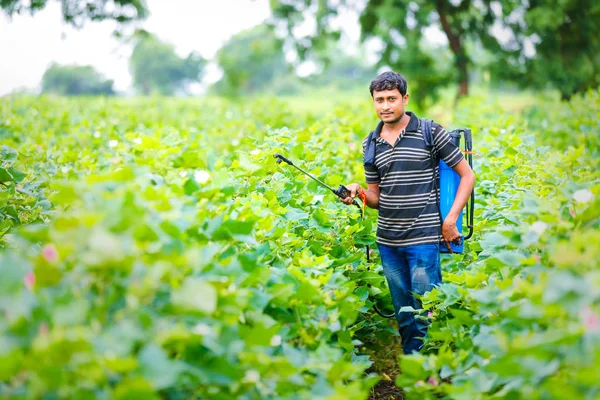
[340,183,363,205]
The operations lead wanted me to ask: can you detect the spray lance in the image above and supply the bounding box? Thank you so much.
[273,153,395,319]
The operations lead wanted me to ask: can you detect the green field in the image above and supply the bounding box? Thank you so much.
[0,89,598,399]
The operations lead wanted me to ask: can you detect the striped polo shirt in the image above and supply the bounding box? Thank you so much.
[362,111,464,247]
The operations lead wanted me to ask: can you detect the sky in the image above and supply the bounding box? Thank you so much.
[0,0,277,95]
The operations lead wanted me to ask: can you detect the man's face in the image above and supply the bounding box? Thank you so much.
[372,89,409,124]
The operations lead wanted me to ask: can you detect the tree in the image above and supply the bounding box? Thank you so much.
[41,63,115,95]
[491,0,600,101]
[269,0,599,103]
[129,31,205,96]
[214,25,289,96]
[1,0,147,27]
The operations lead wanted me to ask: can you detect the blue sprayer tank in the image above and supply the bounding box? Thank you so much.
[438,128,474,254]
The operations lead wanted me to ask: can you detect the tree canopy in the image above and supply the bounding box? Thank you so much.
[129,31,206,96]
[491,0,600,100]
[41,63,115,95]
[214,25,289,96]
[1,0,147,26]
[269,0,600,103]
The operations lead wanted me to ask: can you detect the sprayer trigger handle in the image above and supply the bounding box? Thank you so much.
[334,184,351,199]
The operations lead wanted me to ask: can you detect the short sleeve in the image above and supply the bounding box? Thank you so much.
[432,124,464,168]
[362,137,380,184]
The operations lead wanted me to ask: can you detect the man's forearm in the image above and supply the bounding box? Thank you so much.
[445,174,475,222]
[364,188,379,210]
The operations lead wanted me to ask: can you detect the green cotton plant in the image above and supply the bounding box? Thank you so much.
[0,96,380,399]
[0,145,51,248]
[0,91,599,399]
[394,95,600,400]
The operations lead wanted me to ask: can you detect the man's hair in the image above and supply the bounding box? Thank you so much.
[369,71,408,97]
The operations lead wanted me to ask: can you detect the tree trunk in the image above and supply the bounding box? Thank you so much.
[436,0,469,99]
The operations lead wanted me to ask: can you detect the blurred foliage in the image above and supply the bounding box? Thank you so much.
[129,30,206,96]
[41,63,115,96]
[269,0,600,104]
[0,0,147,26]
[214,29,377,97]
[0,88,598,399]
[490,0,600,101]
[213,25,290,97]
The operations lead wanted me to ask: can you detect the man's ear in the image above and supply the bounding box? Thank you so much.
[403,93,410,105]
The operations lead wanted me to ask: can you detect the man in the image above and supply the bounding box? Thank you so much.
[341,71,475,354]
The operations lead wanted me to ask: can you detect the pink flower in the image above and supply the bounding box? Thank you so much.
[427,376,439,387]
[42,244,59,263]
[581,306,600,333]
[533,255,541,263]
[348,142,356,151]
[428,311,433,318]
[569,209,576,218]
[24,272,35,290]
[369,249,374,256]
[39,323,48,336]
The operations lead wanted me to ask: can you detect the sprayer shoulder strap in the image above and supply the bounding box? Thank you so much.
[363,121,383,168]
[420,118,439,165]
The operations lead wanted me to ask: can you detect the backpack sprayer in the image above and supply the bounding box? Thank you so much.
[440,127,475,252]
[273,125,475,319]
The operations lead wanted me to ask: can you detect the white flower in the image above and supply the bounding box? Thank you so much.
[251,149,260,156]
[530,221,548,235]
[61,166,69,174]
[133,137,143,145]
[194,170,210,184]
[270,335,282,346]
[179,170,188,178]
[573,189,593,203]
[93,131,101,138]
[242,369,260,383]
[108,139,118,148]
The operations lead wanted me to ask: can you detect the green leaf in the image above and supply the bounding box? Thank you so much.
[355,271,384,285]
[211,219,255,240]
[0,167,13,184]
[183,177,201,195]
[171,278,217,314]
[138,345,182,390]
[0,189,9,209]
[7,167,25,183]
[113,377,160,400]
[399,355,427,379]
[0,146,17,162]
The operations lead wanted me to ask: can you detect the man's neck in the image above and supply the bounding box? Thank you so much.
[382,112,411,135]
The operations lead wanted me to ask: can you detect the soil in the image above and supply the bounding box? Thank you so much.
[363,318,405,400]
[367,368,404,400]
